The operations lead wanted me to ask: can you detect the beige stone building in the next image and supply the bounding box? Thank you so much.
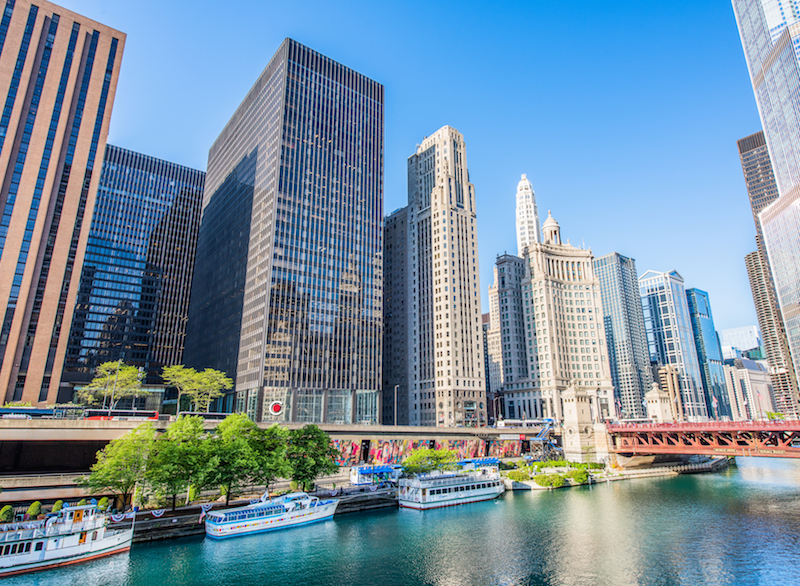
[0,1,124,404]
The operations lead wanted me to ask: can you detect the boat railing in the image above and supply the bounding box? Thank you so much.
[0,517,106,542]
[405,471,500,488]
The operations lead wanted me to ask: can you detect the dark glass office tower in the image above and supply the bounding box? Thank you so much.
[686,288,733,420]
[62,145,204,386]
[185,39,384,423]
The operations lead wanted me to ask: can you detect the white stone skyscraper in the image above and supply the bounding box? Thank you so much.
[515,174,540,255]
[406,126,486,426]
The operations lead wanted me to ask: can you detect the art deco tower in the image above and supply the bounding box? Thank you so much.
[405,126,485,426]
[185,39,384,423]
[0,1,124,404]
[515,173,540,255]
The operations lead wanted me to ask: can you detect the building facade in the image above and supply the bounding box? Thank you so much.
[737,131,799,417]
[639,270,708,421]
[405,126,485,426]
[517,212,614,422]
[62,145,204,386]
[185,39,384,423]
[382,207,408,425]
[719,325,763,358]
[593,252,653,420]
[732,1,800,413]
[515,173,540,256]
[723,357,776,420]
[686,288,733,420]
[0,1,124,404]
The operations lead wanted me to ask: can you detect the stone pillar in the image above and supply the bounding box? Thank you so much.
[561,383,596,462]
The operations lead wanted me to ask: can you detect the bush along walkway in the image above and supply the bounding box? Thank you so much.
[503,460,605,490]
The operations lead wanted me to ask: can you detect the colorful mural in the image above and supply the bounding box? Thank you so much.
[333,437,524,466]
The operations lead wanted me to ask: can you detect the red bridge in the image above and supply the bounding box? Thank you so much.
[607,421,800,458]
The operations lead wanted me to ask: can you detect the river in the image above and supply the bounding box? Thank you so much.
[13,457,800,586]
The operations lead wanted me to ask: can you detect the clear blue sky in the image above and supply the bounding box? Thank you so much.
[63,0,761,331]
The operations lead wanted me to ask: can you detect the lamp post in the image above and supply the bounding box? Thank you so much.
[393,385,399,426]
[107,358,122,418]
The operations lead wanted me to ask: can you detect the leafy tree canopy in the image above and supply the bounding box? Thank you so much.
[77,361,145,407]
[401,448,459,476]
[286,425,339,491]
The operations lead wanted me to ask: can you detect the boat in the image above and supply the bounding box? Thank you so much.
[204,492,338,539]
[0,504,134,578]
[398,458,506,510]
[349,464,402,486]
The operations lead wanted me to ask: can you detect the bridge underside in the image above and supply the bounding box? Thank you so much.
[611,426,800,458]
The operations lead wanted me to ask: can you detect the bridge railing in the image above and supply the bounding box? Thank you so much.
[607,421,800,432]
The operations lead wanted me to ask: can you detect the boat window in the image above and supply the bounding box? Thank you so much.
[24,542,31,552]
[35,542,43,551]
[2,544,8,555]
[92,531,98,540]
[10,544,17,555]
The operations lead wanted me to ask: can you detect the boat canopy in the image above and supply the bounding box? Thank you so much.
[459,458,500,466]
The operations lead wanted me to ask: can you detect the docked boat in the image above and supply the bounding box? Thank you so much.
[204,492,338,539]
[0,504,134,578]
[398,458,506,510]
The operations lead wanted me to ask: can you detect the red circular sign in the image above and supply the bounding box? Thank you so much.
[269,401,283,415]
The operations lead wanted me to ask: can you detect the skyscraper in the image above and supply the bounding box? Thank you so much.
[185,39,384,423]
[519,212,614,421]
[593,252,653,420]
[382,207,408,425]
[515,173,540,255]
[62,145,204,386]
[737,131,799,417]
[0,1,124,404]
[732,1,800,414]
[686,288,733,420]
[639,270,708,421]
[405,125,485,426]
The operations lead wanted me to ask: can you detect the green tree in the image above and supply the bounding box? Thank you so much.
[401,448,459,476]
[0,505,12,523]
[78,423,156,510]
[250,424,292,494]
[149,415,211,510]
[51,500,63,513]
[161,365,201,413]
[204,414,264,505]
[26,501,42,519]
[286,425,339,491]
[77,361,146,408]
[97,497,110,511]
[189,369,233,412]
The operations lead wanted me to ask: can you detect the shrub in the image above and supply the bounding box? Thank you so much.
[507,469,531,482]
[533,473,565,488]
[26,501,42,518]
[566,469,589,484]
[77,498,87,506]
[97,497,110,511]
[52,500,63,513]
[0,505,13,523]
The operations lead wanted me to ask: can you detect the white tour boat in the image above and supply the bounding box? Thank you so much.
[204,492,338,539]
[398,458,506,510]
[0,504,134,578]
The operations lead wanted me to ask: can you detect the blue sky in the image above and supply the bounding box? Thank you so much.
[63,0,761,331]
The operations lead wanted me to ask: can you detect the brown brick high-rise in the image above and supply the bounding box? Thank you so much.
[0,0,124,404]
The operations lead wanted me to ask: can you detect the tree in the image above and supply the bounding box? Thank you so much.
[149,415,211,510]
[51,500,63,513]
[77,361,145,408]
[97,497,110,511]
[286,425,339,491]
[204,414,264,505]
[189,369,233,412]
[79,423,156,510]
[0,505,12,523]
[26,501,42,519]
[161,365,201,413]
[401,448,459,476]
[250,424,291,494]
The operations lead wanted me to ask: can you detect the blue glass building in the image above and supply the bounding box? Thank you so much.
[594,252,653,419]
[185,39,384,423]
[63,145,204,385]
[686,288,733,420]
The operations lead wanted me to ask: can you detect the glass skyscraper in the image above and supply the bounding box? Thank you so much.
[686,288,733,420]
[593,252,653,420]
[732,0,800,415]
[639,270,708,421]
[185,38,384,424]
[0,1,124,404]
[62,145,204,385]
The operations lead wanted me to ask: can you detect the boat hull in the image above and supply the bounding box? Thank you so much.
[0,528,133,578]
[399,489,504,510]
[205,501,338,539]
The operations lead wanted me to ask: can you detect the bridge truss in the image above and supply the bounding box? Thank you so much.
[607,421,800,458]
